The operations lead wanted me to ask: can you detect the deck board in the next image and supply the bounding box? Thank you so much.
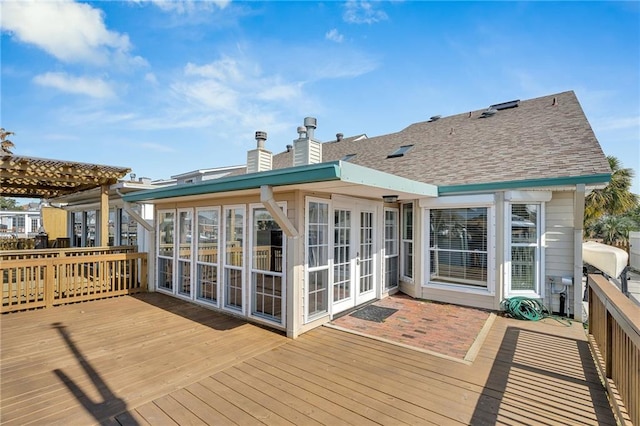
[1,292,617,425]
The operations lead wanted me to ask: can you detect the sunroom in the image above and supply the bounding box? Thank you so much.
[124,159,437,337]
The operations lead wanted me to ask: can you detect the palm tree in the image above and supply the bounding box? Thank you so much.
[584,156,638,227]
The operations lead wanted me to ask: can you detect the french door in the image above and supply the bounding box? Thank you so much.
[332,200,377,315]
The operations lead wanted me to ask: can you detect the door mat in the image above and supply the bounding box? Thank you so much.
[350,305,398,323]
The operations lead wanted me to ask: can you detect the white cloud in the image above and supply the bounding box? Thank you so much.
[139,142,176,153]
[33,72,116,99]
[144,72,159,85]
[596,116,640,132]
[325,29,344,43]
[343,1,388,24]
[0,0,142,66]
[147,0,230,14]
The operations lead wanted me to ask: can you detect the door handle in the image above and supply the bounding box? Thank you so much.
[356,252,360,265]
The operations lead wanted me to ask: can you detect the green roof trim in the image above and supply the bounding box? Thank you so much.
[339,161,438,196]
[438,173,611,194]
[123,162,342,202]
[122,161,438,203]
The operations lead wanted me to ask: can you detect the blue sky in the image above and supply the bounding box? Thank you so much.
[2,1,639,194]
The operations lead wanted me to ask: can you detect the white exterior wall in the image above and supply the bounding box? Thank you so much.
[544,191,576,315]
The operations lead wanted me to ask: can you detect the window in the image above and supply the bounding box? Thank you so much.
[251,206,284,323]
[177,210,192,297]
[157,211,175,292]
[224,206,245,312]
[196,208,219,304]
[401,203,413,279]
[120,207,139,246]
[307,200,329,320]
[429,208,488,287]
[387,145,413,158]
[509,204,540,293]
[333,209,351,302]
[384,208,399,290]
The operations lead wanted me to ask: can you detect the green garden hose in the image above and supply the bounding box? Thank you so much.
[500,297,551,321]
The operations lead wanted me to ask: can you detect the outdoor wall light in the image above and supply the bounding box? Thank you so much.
[382,195,399,203]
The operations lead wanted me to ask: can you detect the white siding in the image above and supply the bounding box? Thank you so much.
[545,191,575,313]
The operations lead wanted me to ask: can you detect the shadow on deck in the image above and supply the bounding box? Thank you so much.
[0,293,616,425]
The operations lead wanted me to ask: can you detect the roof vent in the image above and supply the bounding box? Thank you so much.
[490,99,520,110]
[304,117,317,140]
[428,115,441,122]
[255,131,267,149]
[286,144,293,152]
[336,133,344,142]
[480,107,498,118]
[297,126,306,138]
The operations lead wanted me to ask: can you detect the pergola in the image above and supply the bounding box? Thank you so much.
[1,154,131,246]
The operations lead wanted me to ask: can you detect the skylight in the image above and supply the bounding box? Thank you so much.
[387,145,414,158]
[490,99,520,111]
[341,154,357,162]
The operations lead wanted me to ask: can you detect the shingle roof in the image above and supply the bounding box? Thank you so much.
[272,91,610,187]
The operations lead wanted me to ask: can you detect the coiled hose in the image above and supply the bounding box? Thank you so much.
[500,297,551,321]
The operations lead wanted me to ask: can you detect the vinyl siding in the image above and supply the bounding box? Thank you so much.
[545,191,576,312]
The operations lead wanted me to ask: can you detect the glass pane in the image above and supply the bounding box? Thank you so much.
[402,203,413,240]
[308,269,328,317]
[308,202,329,268]
[385,256,399,289]
[512,204,538,244]
[158,211,174,257]
[86,211,96,247]
[333,210,351,302]
[197,264,217,302]
[429,207,488,287]
[158,257,173,290]
[253,208,283,272]
[225,208,244,266]
[178,210,192,260]
[178,260,190,296]
[225,267,243,310]
[197,209,218,264]
[511,246,536,291]
[252,272,282,320]
[108,208,115,246]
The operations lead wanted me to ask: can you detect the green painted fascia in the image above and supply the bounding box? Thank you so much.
[123,162,342,202]
[339,161,438,197]
[438,173,611,195]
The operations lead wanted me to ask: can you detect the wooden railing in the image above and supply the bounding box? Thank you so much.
[588,274,640,425]
[1,247,147,313]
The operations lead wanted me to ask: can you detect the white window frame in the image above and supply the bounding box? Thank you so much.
[384,207,399,291]
[195,206,221,307]
[304,197,331,323]
[248,202,287,327]
[401,202,414,281]
[175,208,194,300]
[420,194,496,295]
[222,205,246,315]
[503,191,550,299]
[156,209,176,295]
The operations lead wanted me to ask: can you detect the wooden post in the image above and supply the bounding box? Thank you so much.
[100,184,109,247]
[45,259,55,309]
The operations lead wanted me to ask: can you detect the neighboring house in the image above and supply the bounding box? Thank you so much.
[124,91,611,338]
[0,208,42,238]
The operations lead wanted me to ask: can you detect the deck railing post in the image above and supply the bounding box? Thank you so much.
[45,259,55,309]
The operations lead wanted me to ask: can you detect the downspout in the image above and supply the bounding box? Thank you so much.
[260,185,300,238]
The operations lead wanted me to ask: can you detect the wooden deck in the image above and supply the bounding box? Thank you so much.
[1,293,616,425]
